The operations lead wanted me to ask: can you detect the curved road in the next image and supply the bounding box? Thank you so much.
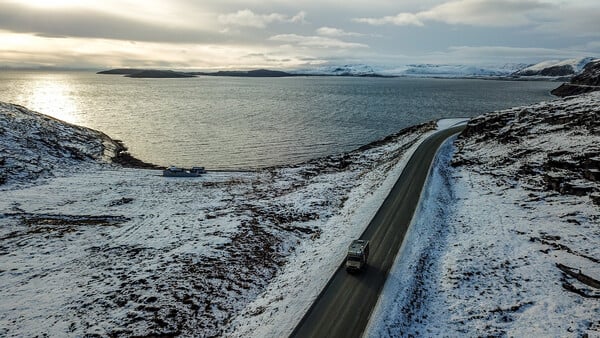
[290,125,465,338]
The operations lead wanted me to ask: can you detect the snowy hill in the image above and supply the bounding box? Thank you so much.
[0,102,125,185]
[513,57,598,77]
[369,91,600,337]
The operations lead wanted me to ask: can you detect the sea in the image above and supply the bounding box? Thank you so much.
[0,71,557,169]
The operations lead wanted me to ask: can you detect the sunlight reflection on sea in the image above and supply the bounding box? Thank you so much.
[0,71,557,169]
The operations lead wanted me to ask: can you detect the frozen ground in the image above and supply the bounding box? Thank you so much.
[5,91,598,337]
[368,92,600,337]
[0,101,442,337]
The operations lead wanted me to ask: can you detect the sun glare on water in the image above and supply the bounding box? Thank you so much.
[25,77,80,125]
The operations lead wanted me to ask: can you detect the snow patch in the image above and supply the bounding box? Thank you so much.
[437,118,470,130]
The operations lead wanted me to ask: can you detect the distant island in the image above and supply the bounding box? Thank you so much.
[192,69,294,77]
[97,68,295,78]
[97,69,195,78]
[96,68,392,78]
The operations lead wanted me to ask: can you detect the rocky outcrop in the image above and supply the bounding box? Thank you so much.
[453,92,600,202]
[551,60,600,97]
[572,60,600,87]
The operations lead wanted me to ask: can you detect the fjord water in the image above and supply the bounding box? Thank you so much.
[0,71,556,169]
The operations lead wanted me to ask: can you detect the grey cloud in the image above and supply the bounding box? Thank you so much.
[35,33,68,39]
[423,45,588,64]
[315,27,364,37]
[217,9,307,28]
[354,13,424,26]
[533,7,600,37]
[0,3,222,44]
[0,0,598,69]
[355,0,554,27]
[269,34,368,49]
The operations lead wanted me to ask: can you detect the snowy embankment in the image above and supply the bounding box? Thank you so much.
[0,101,445,337]
[368,92,600,337]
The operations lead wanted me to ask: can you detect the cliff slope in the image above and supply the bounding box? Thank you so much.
[551,60,600,97]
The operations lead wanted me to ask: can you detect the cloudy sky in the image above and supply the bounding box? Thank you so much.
[1,0,599,69]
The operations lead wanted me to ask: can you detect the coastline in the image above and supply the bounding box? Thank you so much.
[0,101,439,336]
[2,91,599,336]
[110,140,164,170]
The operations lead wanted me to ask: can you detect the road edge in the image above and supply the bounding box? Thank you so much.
[362,128,463,336]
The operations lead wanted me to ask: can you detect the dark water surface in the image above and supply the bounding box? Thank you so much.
[0,71,556,169]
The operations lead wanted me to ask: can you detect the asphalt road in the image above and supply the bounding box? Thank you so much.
[290,125,465,338]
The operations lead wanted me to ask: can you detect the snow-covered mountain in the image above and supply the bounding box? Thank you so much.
[513,57,598,77]
[552,59,600,96]
[292,63,528,78]
[292,59,600,78]
[385,63,528,77]
[290,63,380,76]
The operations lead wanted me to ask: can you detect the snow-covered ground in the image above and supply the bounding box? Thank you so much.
[368,92,600,337]
[0,101,447,337]
[3,90,599,337]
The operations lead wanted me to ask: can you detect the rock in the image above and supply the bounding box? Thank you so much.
[453,92,600,199]
[590,192,600,205]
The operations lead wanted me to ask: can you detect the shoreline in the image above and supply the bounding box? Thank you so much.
[109,122,441,173]
[110,140,165,170]
[2,92,599,336]
[0,104,439,336]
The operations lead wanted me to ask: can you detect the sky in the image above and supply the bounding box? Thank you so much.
[0,0,599,70]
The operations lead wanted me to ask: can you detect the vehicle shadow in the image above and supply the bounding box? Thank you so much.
[346,263,387,292]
